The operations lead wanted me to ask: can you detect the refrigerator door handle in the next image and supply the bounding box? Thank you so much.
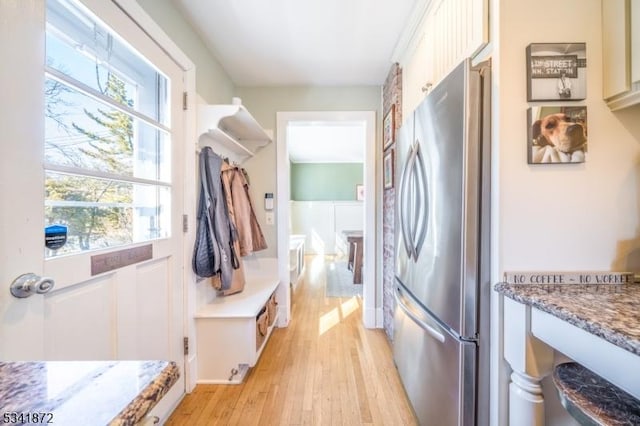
[394,285,445,343]
[410,144,421,254]
[413,143,428,257]
[399,143,418,259]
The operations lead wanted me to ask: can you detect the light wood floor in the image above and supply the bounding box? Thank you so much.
[166,255,417,425]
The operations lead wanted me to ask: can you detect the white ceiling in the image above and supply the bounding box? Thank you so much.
[287,121,366,163]
[172,0,418,86]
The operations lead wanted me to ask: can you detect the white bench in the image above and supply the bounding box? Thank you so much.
[195,258,280,384]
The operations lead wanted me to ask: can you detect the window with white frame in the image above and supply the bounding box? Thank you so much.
[44,0,171,257]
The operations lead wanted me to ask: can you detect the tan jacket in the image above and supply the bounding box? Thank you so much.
[212,163,245,295]
[221,164,268,256]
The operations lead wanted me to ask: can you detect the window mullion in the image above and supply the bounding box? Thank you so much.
[44,162,171,187]
[45,66,171,134]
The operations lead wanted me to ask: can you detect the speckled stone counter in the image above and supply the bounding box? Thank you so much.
[553,362,640,425]
[495,283,640,356]
[0,360,179,426]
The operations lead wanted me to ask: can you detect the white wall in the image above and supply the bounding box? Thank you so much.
[494,0,640,424]
[234,86,382,258]
[136,0,234,104]
[497,0,640,274]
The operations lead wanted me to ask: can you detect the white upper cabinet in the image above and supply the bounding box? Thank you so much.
[396,0,489,116]
[197,102,272,163]
[403,31,429,117]
[602,0,640,110]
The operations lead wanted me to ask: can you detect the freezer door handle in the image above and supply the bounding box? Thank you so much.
[394,285,445,343]
[399,143,418,259]
[399,141,429,260]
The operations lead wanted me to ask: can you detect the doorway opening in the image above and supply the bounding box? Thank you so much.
[276,111,378,328]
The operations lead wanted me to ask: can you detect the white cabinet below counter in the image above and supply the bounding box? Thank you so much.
[603,0,640,110]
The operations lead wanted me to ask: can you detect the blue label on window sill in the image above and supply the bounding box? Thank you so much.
[45,225,67,250]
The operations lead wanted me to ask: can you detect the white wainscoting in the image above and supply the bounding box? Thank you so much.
[290,201,363,256]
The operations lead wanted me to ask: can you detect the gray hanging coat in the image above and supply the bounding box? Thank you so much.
[195,147,238,290]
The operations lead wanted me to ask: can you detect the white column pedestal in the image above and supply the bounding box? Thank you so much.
[503,298,554,426]
[509,371,546,426]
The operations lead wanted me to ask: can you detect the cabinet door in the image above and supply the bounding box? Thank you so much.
[403,31,429,116]
[603,0,631,99]
[399,0,488,114]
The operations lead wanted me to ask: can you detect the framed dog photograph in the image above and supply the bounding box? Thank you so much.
[526,43,587,102]
[527,106,587,164]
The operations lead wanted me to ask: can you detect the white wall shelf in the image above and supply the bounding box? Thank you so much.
[197,103,272,163]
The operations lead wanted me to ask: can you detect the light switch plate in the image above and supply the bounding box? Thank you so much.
[265,212,275,225]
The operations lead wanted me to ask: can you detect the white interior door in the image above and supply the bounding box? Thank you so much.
[0,0,185,419]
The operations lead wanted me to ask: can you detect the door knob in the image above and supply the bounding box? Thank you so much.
[10,273,55,298]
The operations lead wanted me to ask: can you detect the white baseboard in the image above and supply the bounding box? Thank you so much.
[186,354,197,392]
[375,307,384,328]
[363,306,380,329]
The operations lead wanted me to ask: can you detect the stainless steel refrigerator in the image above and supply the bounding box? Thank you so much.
[393,58,491,426]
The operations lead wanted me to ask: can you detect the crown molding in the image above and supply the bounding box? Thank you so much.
[390,0,431,63]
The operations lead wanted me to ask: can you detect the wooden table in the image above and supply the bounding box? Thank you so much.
[342,230,363,284]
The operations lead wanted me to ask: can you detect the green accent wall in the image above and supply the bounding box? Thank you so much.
[291,163,363,201]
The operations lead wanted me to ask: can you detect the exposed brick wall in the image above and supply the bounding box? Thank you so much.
[382,63,402,341]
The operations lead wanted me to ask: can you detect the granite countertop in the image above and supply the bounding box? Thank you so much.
[553,362,640,425]
[495,283,640,356]
[0,360,179,426]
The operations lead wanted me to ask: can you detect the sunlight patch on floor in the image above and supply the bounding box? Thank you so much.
[318,296,361,336]
[319,307,340,335]
[340,296,359,318]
